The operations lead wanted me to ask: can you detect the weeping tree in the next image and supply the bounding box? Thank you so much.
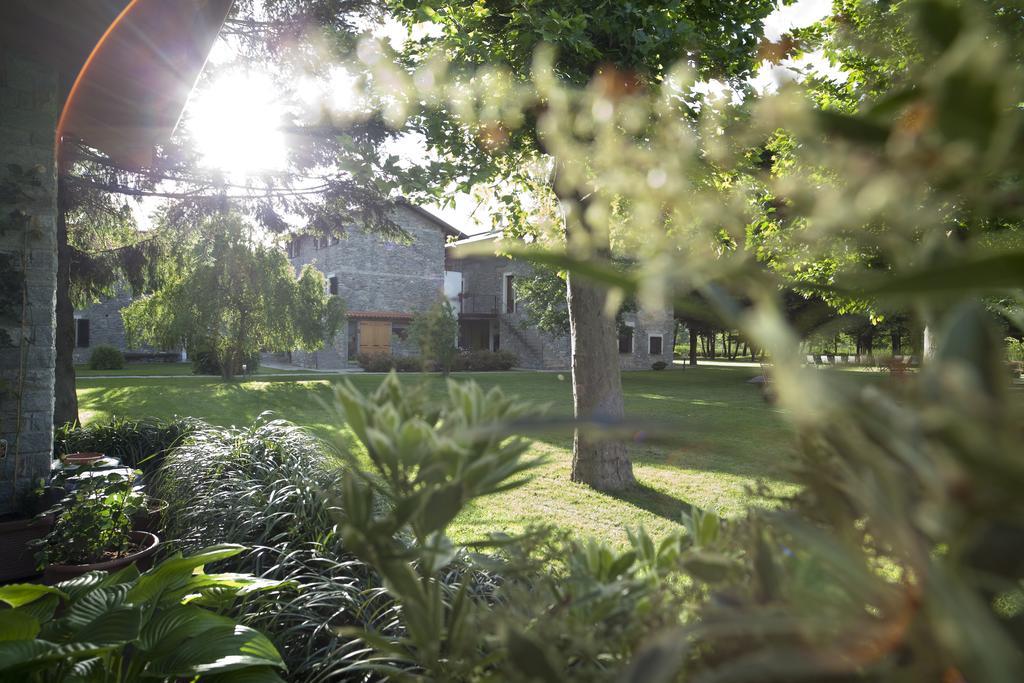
[386,0,777,490]
[122,214,344,380]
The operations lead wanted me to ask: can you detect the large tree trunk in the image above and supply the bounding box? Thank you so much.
[54,181,79,428]
[550,159,634,491]
[689,327,698,366]
[567,272,635,490]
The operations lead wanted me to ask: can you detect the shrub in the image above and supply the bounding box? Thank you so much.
[87,344,125,370]
[409,298,459,375]
[153,417,392,680]
[452,350,519,371]
[357,352,422,372]
[55,416,201,474]
[651,360,667,370]
[0,546,288,680]
[190,345,260,376]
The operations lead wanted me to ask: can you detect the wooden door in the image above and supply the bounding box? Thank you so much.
[358,320,391,355]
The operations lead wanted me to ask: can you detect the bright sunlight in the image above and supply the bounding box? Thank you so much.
[185,70,288,176]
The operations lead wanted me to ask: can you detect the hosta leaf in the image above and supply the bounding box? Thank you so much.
[143,624,284,678]
[0,584,66,608]
[138,605,235,652]
[0,611,39,641]
[128,544,247,604]
[63,585,130,630]
[0,640,115,671]
[201,666,288,683]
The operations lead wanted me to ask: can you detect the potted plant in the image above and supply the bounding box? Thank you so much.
[34,470,159,583]
[0,480,62,582]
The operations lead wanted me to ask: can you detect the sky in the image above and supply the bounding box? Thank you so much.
[168,0,839,237]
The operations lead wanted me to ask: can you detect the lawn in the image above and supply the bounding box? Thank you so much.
[77,367,801,545]
[74,362,313,377]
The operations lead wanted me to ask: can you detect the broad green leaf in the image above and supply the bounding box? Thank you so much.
[201,666,288,683]
[138,605,236,652]
[143,625,284,678]
[0,611,39,641]
[128,544,247,604]
[419,483,464,535]
[0,584,66,608]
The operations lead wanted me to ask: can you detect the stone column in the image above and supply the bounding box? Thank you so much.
[0,49,59,515]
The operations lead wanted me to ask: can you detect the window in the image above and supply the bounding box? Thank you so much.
[648,334,663,356]
[287,238,302,259]
[75,319,91,348]
[328,275,339,296]
[618,325,634,354]
[504,274,516,314]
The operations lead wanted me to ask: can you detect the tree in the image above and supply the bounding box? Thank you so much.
[410,297,458,376]
[122,214,343,380]
[387,0,776,490]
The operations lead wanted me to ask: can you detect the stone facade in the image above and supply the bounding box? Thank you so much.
[0,50,59,514]
[285,204,456,369]
[71,289,174,364]
[446,236,676,371]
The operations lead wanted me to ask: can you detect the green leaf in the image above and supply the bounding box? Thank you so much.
[504,628,562,683]
[419,483,464,535]
[201,666,287,683]
[138,605,236,652]
[815,109,890,145]
[0,611,39,641]
[128,544,247,604]
[143,624,285,678]
[681,551,737,584]
[0,584,66,608]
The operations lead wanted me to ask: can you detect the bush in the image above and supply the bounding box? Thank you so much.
[87,344,125,370]
[55,416,201,475]
[154,417,391,680]
[190,346,260,376]
[452,350,519,371]
[651,360,667,370]
[357,352,422,372]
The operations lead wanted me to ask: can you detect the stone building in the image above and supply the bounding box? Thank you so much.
[444,232,676,371]
[281,202,466,369]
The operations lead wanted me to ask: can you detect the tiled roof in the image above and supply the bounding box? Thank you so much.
[347,310,415,321]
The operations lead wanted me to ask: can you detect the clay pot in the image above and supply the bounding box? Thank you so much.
[61,452,105,467]
[131,497,168,533]
[42,531,159,584]
[0,514,54,582]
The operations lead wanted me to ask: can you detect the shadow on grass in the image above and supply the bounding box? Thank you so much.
[609,483,693,525]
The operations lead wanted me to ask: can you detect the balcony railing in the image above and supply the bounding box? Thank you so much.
[459,293,499,316]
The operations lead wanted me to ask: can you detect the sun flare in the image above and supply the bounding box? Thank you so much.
[185,70,289,176]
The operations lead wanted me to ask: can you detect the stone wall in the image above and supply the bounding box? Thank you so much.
[449,246,675,371]
[287,205,448,368]
[0,51,59,514]
[71,290,156,364]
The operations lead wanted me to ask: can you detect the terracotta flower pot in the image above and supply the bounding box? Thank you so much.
[131,497,169,533]
[0,514,54,582]
[42,531,159,585]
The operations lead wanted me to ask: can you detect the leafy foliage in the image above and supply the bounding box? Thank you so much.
[122,214,344,380]
[34,472,143,568]
[86,346,124,371]
[0,545,288,681]
[409,297,459,375]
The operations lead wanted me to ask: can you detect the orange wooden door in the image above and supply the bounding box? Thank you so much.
[358,321,391,355]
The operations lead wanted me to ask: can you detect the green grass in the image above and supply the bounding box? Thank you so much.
[77,367,801,545]
[75,362,315,377]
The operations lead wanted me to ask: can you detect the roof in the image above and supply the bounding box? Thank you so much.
[394,199,468,240]
[0,0,232,169]
[449,230,502,247]
[347,311,415,321]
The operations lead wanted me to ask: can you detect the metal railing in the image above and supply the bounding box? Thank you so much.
[459,293,499,315]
